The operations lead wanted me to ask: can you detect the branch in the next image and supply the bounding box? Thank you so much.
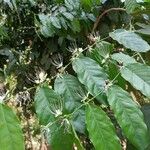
[92,8,126,33]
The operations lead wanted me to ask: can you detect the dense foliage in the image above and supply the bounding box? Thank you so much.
[0,0,150,150]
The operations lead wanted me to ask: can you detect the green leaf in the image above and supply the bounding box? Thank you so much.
[87,41,113,64]
[71,108,85,134]
[28,0,37,6]
[38,13,49,26]
[108,62,126,89]
[86,104,121,150]
[38,14,56,37]
[59,17,68,30]
[141,104,150,136]
[81,0,101,9]
[141,105,150,150]
[0,104,25,150]
[65,0,80,10]
[72,56,108,104]
[54,74,86,133]
[71,19,80,32]
[46,120,74,150]
[107,85,149,149]
[136,23,150,35]
[35,86,63,125]
[121,63,150,98]
[111,52,136,66]
[124,0,139,13]
[54,74,86,112]
[50,16,61,29]
[72,124,85,150]
[63,12,74,21]
[109,29,150,52]
[40,25,55,37]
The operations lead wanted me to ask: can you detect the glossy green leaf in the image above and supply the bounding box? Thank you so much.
[107,85,149,149]
[54,74,86,133]
[54,74,86,112]
[46,121,74,150]
[0,104,25,150]
[35,86,63,125]
[72,56,108,104]
[111,52,136,66]
[86,104,121,150]
[109,29,150,52]
[121,63,150,98]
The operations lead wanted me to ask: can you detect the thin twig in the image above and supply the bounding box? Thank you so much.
[92,8,126,33]
[137,53,146,64]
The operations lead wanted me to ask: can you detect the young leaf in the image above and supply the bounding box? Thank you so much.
[72,56,108,104]
[35,86,63,125]
[86,104,121,150]
[0,104,25,150]
[109,29,150,52]
[107,85,150,149]
[121,63,150,98]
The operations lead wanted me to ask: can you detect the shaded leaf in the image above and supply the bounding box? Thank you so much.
[88,41,113,64]
[124,0,139,13]
[54,74,86,112]
[107,85,149,149]
[86,104,121,150]
[71,108,85,134]
[46,121,74,150]
[35,86,63,125]
[136,23,150,35]
[54,74,86,133]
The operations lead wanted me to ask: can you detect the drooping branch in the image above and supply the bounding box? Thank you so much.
[92,8,126,33]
